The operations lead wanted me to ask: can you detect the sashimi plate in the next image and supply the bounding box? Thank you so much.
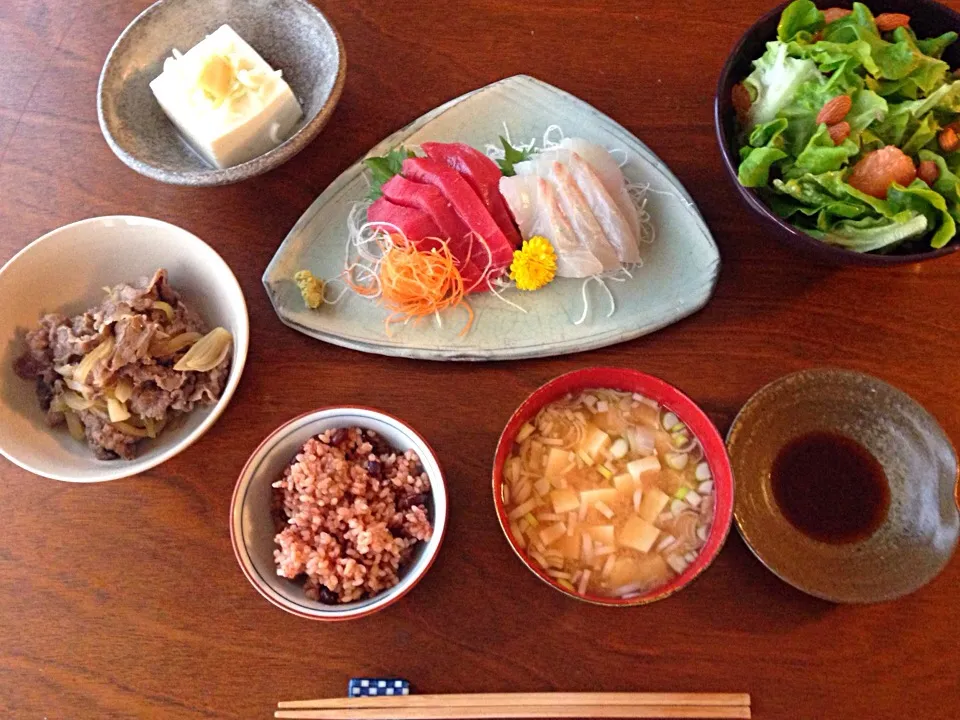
[264,75,720,361]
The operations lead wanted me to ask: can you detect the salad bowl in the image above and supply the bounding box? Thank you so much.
[716,0,960,266]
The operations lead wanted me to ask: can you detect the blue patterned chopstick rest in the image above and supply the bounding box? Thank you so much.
[348,678,411,697]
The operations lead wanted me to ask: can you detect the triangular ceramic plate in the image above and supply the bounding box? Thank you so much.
[264,75,720,361]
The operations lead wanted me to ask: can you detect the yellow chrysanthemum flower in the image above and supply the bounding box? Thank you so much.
[509,236,557,291]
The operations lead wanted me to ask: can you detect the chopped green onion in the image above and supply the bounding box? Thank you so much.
[516,423,536,443]
[597,464,613,480]
[524,512,539,527]
[675,486,689,500]
[671,423,686,432]
[671,431,689,447]
[577,449,594,466]
[557,578,575,591]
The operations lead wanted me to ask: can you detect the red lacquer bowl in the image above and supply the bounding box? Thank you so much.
[492,367,734,606]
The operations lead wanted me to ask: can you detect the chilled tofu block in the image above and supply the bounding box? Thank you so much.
[580,424,612,458]
[627,456,661,482]
[637,487,671,523]
[613,472,635,495]
[539,522,567,546]
[550,488,581,514]
[585,525,615,545]
[150,24,303,169]
[619,515,660,553]
[579,488,618,507]
[544,447,571,477]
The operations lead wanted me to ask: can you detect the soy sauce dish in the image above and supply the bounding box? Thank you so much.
[728,368,960,603]
[492,367,734,606]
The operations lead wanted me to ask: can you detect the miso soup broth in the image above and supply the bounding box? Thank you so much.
[502,389,716,598]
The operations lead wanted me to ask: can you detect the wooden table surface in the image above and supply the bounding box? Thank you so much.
[2,0,959,717]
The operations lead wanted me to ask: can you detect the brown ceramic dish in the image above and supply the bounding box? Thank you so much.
[728,368,959,603]
[715,0,960,266]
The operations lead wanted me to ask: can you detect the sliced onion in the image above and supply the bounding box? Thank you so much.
[661,411,679,431]
[64,410,85,441]
[62,391,94,412]
[111,421,149,437]
[695,462,712,481]
[152,301,175,321]
[173,327,232,372]
[698,480,714,495]
[150,331,202,357]
[74,335,115,384]
[113,377,134,404]
[107,397,131,423]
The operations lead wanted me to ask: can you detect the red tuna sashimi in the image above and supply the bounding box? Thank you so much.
[367,197,483,288]
[402,157,514,274]
[422,142,522,248]
[381,175,473,254]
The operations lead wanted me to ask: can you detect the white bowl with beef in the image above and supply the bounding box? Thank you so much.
[0,216,249,482]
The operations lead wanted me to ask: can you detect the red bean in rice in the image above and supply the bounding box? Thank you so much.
[272,427,433,604]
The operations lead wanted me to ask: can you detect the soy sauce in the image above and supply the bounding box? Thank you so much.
[770,431,890,544]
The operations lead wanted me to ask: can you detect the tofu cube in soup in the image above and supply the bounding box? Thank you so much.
[586,525,616,546]
[638,488,671,523]
[627,456,661,482]
[555,533,581,561]
[539,522,567,546]
[580,424,612,459]
[619,516,660,553]
[580,488,618,507]
[545,447,570,477]
[551,489,580,514]
[613,473,635,494]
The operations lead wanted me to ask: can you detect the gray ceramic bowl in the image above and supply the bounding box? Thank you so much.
[98,0,346,186]
[728,369,959,603]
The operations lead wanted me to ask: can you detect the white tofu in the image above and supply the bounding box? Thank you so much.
[150,25,303,169]
[619,516,660,553]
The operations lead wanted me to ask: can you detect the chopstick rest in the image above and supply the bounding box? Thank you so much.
[349,678,411,698]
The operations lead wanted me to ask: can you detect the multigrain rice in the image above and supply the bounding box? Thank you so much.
[272,427,433,604]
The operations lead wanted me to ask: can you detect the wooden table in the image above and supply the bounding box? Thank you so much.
[2,1,958,717]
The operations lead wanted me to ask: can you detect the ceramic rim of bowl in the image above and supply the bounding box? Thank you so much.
[491,367,734,606]
[230,406,448,621]
[96,0,347,186]
[0,215,249,482]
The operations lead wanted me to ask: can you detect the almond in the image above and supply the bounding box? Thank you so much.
[823,8,852,24]
[917,160,940,186]
[939,127,960,153]
[828,121,851,145]
[731,83,752,120]
[875,13,910,32]
[816,95,852,125]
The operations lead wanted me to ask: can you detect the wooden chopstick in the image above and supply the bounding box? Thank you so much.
[275,692,751,719]
[274,706,750,720]
[278,693,750,710]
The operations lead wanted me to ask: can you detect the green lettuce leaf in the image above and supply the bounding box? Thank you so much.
[739,147,789,187]
[777,0,823,43]
[808,214,929,252]
[887,181,956,248]
[744,41,824,127]
[795,123,860,173]
[918,149,960,206]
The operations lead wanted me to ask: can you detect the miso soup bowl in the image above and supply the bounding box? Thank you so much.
[492,367,734,606]
[231,406,448,621]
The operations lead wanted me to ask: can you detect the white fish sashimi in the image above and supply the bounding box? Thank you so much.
[559,137,640,241]
[550,162,620,272]
[498,175,604,278]
[567,152,640,264]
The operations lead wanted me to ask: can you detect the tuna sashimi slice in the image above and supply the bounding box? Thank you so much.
[366,197,483,289]
[381,175,472,253]
[499,175,604,278]
[367,198,442,246]
[421,142,522,247]
[402,157,514,275]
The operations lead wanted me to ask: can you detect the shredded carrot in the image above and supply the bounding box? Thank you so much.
[371,237,473,336]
